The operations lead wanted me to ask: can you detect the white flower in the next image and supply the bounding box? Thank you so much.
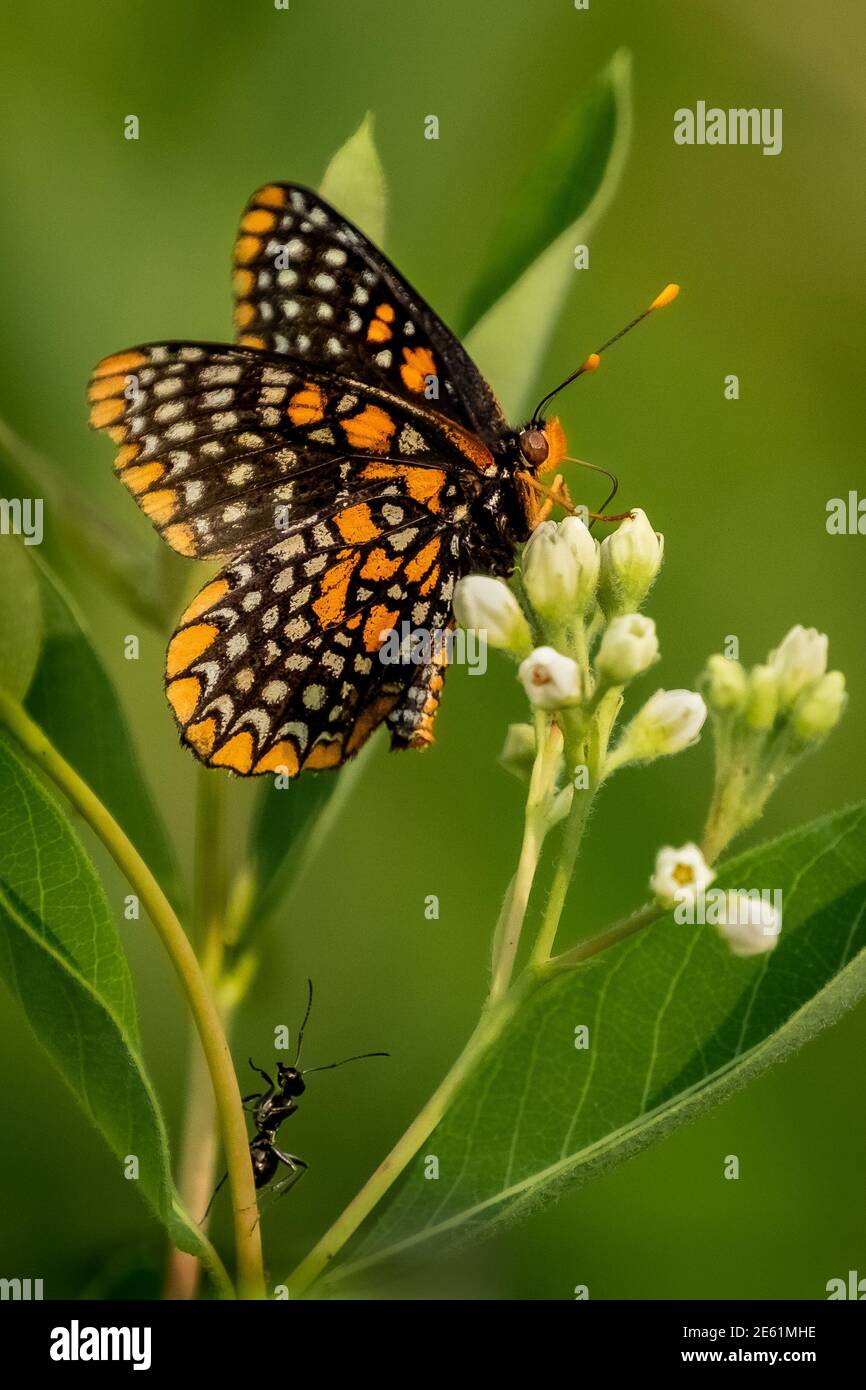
[518,646,582,710]
[651,842,715,909]
[792,671,847,742]
[453,576,532,655]
[703,653,748,713]
[522,516,598,618]
[596,614,659,684]
[598,508,664,614]
[768,624,828,709]
[617,688,707,761]
[716,891,781,957]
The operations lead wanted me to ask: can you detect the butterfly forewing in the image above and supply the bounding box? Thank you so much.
[232,183,508,442]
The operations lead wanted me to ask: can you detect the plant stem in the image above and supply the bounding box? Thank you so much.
[164,772,228,1300]
[286,972,537,1298]
[0,692,265,1300]
[548,902,662,970]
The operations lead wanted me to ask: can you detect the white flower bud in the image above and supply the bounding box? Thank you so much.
[517,646,582,711]
[744,664,779,731]
[703,653,748,713]
[617,688,707,760]
[522,516,599,618]
[768,624,828,709]
[716,891,781,957]
[453,575,532,655]
[792,671,847,742]
[598,508,664,614]
[498,722,537,782]
[650,842,715,909]
[596,614,659,684]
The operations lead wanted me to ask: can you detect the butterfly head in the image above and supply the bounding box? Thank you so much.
[518,417,568,476]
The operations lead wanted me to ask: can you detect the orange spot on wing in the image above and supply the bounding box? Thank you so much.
[363,604,399,652]
[335,503,380,543]
[211,731,254,773]
[254,185,288,209]
[234,235,262,265]
[312,552,358,626]
[400,345,436,393]
[180,578,230,625]
[233,301,255,329]
[89,397,125,428]
[92,350,147,379]
[242,208,276,233]
[166,676,201,724]
[164,523,197,556]
[233,268,254,296]
[404,538,440,582]
[419,563,441,596]
[287,383,326,426]
[88,374,127,402]
[366,319,392,343]
[254,740,301,775]
[342,404,396,452]
[304,739,344,770]
[403,466,446,510]
[122,462,165,495]
[239,335,267,350]
[360,548,401,581]
[186,718,217,756]
[140,488,178,523]
[107,427,128,443]
[114,444,140,472]
[166,623,219,677]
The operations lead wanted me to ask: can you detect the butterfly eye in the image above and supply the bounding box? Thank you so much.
[519,427,549,469]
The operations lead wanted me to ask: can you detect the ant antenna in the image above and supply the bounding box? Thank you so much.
[531,283,680,421]
[303,1051,390,1075]
[294,978,314,1066]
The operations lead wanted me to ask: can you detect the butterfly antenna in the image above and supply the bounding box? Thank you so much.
[532,283,680,421]
[294,978,314,1066]
[303,1051,390,1076]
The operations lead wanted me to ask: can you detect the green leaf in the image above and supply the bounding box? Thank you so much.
[0,535,42,699]
[462,49,632,418]
[335,802,866,1280]
[0,735,212,1269]
[319,112,387,247]
[24,557,181,903]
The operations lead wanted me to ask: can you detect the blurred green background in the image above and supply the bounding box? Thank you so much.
[0,0,864,1299]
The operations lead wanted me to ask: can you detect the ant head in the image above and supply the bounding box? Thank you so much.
[276,1063,306,1097]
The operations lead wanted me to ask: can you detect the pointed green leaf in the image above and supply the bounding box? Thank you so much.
[24,558,181,903]
[319,112,387,247]
[0,735,214,1271]
[0,535,42,699]
[463,50,632,418]
[333,802,866,1282]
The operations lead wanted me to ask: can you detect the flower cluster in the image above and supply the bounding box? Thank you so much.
[453,508,847,961]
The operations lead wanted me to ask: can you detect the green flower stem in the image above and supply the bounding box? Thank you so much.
[489,714,556,1002]
[0,691,265,1301]
[548,901,662,971]
[528,773,594,970]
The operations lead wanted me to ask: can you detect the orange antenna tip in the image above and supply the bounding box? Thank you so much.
[650,283,680,311]
[582,352,601,373]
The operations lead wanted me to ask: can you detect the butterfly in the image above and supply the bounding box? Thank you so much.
[88,182,673,777]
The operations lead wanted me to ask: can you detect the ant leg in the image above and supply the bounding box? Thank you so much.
[247,1160,308,1233]
[247,1059,275,1094]
[202,1169,228,1222]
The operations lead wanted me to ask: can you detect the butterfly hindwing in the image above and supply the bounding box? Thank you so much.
[164,499,460,775]
[232,183,508,442]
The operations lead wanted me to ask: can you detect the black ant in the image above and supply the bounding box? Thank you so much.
[204,980,388,1220]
